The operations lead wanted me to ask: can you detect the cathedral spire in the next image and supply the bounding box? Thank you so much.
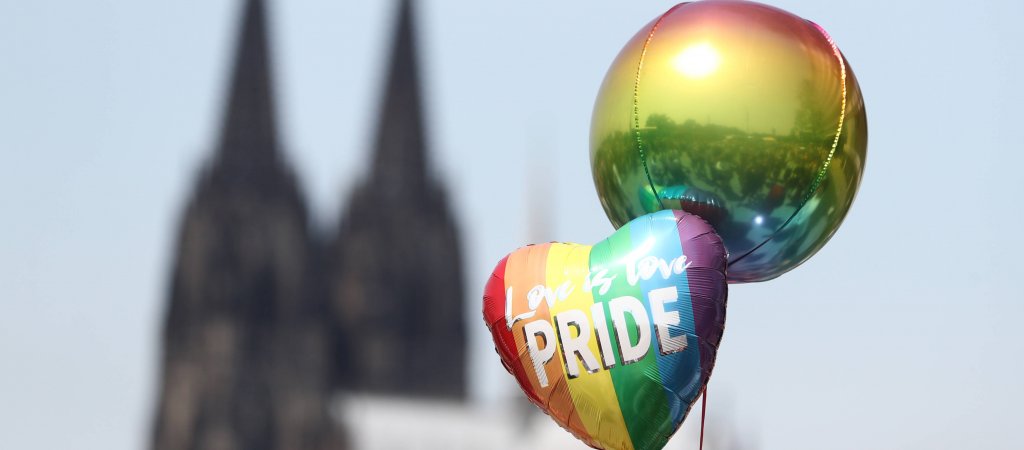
[329,0,466,399]
[371,0,428,190]
[216,0,279,170]
[153,1,346,446]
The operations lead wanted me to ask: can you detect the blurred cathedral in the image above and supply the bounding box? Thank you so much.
[326,0,465,399]
[152,0,464,448]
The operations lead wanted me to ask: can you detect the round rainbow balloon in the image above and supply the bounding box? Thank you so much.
[590,0,868,283]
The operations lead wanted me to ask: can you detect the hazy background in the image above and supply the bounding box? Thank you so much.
[2,0,1022,449]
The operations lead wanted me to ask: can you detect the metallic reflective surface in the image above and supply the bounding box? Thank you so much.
[590,0,867,283]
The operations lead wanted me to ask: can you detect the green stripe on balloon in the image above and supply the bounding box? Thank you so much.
[590,227,670,450]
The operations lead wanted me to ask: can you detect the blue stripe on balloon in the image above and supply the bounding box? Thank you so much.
[629,210,703,429]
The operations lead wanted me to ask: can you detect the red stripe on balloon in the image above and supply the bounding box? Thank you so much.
[482,255,544,405]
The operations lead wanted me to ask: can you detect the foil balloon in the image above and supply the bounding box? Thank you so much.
[483,210,727,450]
[590,0,868,282]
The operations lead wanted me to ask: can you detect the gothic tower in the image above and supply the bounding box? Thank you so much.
[329,0,466,399]
[152,0,345,448]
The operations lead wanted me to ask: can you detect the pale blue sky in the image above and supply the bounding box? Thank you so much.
[1,0,1022,449]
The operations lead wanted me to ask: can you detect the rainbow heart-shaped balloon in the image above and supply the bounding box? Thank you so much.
[483,210,728,450]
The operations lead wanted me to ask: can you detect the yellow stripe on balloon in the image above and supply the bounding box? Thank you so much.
[545,244,634,450]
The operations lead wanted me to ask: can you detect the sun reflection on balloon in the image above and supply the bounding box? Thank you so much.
[672,42,720,78]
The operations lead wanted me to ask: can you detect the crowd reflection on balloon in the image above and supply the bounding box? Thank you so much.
[592,75,866,282]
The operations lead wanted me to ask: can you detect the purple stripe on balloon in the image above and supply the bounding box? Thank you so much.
[673,210,728,383]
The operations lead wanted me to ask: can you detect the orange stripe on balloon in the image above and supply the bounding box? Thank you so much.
[502,244,551,401]
[504,244,589,439]
[504,242,583,440]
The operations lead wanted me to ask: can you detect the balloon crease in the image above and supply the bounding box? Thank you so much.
[728,21,847,269]
[633,3,687,211]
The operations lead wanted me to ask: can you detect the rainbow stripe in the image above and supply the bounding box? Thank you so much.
[483,210,727,450]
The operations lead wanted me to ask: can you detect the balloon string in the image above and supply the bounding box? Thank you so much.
[699,387,707,450]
